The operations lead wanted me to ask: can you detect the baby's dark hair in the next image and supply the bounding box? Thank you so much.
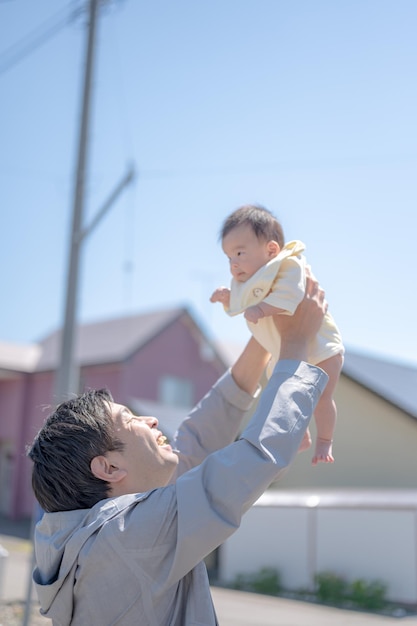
[220,204,285,248]
[27,388,125,512]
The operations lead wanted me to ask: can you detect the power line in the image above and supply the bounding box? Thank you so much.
[0,1,85,76]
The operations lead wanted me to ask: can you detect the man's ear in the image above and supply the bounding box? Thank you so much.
[90,455,127,483]
[267,240,280,258]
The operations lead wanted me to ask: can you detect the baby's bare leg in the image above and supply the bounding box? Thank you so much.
[298,427,312,452]
[312,353,344,465]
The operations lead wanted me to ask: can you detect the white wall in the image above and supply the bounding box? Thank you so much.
[220,490,417,604]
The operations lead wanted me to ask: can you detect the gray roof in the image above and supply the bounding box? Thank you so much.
[0,341,41,373]
[343,349,417,418]
[0,306,228,375]
[35,307,187,371]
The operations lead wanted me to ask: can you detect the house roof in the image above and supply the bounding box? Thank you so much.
[0,306,227,374]
[0,341,41,373]
[217,343,417,420]
[343,349,417,418]
[35,307,187,371]
[1,310,416,420]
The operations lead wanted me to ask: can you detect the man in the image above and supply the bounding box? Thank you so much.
[27,277,328,625]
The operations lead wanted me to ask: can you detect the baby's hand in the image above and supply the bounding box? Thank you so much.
[210,287,231,307]
[244,305,265,324]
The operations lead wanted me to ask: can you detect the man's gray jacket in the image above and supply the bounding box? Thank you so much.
[33,360,327,625]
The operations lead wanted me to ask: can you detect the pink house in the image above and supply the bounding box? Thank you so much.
[0,307,229,520]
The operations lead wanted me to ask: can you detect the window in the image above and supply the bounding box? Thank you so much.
[158,376,193,408]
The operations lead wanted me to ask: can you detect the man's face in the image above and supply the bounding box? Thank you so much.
[108,403,179,493]
[222,224,274,283]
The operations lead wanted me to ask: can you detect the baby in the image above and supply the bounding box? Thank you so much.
[211,204,344,465]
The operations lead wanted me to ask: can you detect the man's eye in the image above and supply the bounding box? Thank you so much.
[123,410,134,423]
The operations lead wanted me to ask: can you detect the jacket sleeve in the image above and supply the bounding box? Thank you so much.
[170,369,260,479]
[165,360,328,585]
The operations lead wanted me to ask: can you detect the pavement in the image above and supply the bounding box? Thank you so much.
[1,515,417,625]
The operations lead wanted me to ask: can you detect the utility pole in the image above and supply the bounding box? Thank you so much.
[53,0,99,401]
[53,0,135,402]
[24,3,135,623]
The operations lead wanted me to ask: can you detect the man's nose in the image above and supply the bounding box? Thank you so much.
[142,416,158,428]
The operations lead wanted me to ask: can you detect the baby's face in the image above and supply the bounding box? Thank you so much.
[222,224,275,283]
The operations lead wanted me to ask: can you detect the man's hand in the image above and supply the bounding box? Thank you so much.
[274,275,327,361]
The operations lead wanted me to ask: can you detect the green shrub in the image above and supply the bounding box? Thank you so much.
[348,578,387,610]
[315,571,388,610]
[231,572,252,591]
[232,567,389,613]
[251,567,282,595]
[232,567,281,595]
[315,572,348,604]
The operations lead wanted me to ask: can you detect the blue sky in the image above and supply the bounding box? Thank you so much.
[1,0,416,365]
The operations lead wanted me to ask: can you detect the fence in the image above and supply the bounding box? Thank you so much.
[219,490,417,604]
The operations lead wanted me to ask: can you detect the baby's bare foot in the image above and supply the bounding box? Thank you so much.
[312,437,334,465]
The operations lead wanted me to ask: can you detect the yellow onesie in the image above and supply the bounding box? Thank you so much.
[225,240,344,372]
